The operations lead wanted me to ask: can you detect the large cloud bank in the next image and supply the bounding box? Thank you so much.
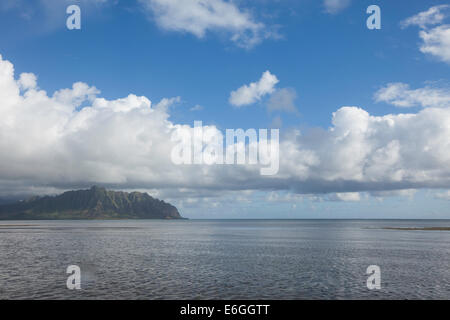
[1,55,450,199]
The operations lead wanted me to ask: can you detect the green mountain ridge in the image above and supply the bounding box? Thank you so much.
[0,186,183,220]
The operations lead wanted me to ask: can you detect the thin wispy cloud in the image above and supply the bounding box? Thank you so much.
[401,5,450,29]
[328,192,361,202]
[267,88,298,113]
[190,104,203,111]
[435,190,450,200]
[323,0,351,14]
[375,82,450,108]
[0,0,111,32]
[139,0,274,48]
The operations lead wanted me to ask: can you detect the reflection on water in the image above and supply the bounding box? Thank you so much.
[0,219,449,299]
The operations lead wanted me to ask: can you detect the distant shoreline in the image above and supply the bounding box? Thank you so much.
[383,227,450,231]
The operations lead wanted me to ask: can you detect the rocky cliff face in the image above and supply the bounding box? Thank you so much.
[0,186,183,220]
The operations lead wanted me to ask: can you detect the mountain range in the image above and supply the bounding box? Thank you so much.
[0,186,183,220]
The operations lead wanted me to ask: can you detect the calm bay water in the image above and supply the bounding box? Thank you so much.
[0,219,449,300]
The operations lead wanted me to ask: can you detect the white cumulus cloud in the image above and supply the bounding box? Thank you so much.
[402,5,450,64]
[419,25,450,64]
[229,71,279,107]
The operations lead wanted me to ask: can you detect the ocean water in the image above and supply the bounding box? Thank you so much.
[0,219,449,300]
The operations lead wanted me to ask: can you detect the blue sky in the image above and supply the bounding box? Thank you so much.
[2,0,448,128]
[0,0,449,218]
